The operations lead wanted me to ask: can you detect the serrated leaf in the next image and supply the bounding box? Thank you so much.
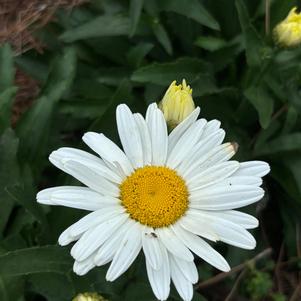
[159,0,220,30]
[60,15,130,42]
[0,246,72,276]
[131,57,211,85]
[129,0,144,36]
[244,85,274,129]
[235,0,264,66]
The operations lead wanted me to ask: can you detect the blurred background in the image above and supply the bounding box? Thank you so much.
[0,0,301,300]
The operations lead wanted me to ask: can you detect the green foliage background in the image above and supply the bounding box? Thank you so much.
[0,0,301,300]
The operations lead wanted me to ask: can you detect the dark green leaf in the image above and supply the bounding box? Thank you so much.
[0,87,17,132]
[0,129,20,237]
[256,133,301,155]
[16,48,76,164]
[0,44,15,90]
[129,0,144,36]
[194,36,227,52]
[60,15,130,42]
[152,21,173,55]
[0,246,72,276]
[126,43,154,68]
[235,0,264,66]
[159,0,220,30]
[244,85,274,129]
[131,58,211,85]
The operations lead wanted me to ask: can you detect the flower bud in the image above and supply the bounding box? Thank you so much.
[159,79,195,129]
[274,7,301,47]
[72,293,108,301]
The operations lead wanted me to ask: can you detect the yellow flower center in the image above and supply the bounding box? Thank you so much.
[120,166,189,228]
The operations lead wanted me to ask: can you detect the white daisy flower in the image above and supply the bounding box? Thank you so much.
[37,103,270,301]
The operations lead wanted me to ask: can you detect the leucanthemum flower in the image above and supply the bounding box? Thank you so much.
[37,103,270,301]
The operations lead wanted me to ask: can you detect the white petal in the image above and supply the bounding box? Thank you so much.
[172,224,230,272]
[106,222,142,281]
[201,119,221,136]
[63,160,119,197]
[166,119,206,169]
[178,129,225,177]
[37,186,117,211]
[168,107,200,153]
[49,147,121,184]
[186,210,256,249]
[187,161,240,190]
[116,104,144,168]
[156,227,194,262]
[204,210,259,229]
[189,185,264,210]
[94,219,135,266]
[58,206,123,246]
[179,216,219,242]
[58,227,81,246]
[199,142,237,169]
[73,252,96,276]
[49,147,103,170]
[146,241,170,301]
[71,213,128,261]
[234,161,270,177]
[133,113,152,166]
[82,132,133,176]
[170,255,193,301]
[171,256,198,284]
[142,227,163,270]
[146,103,168,165]
[217,176,262,187]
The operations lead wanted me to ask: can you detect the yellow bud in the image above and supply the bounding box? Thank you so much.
[72,292,108,301]
[273,7,301,47]
[159,79,195,129]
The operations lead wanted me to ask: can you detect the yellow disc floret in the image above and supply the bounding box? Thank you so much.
[120,166,189,228]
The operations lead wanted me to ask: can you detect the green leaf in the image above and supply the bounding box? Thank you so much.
[90,80,132,137]
[16,48,76,164]
[126,43,153,68]
[0,129,20,238]
[244,85,274,129]
[194,36,227,52]
[6,181,46,226]
[131,57,211,85]
[235,0,264,66]
[28,273,75,301]
[41,47,77,103]
[159,0,220,30]
[256,133,301,155]
[129,0,144,36]
[60,15,130,42]
[152,21,173,55]
[0,44,15,90]
[0,87,17,132]
[0,246,72,276]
